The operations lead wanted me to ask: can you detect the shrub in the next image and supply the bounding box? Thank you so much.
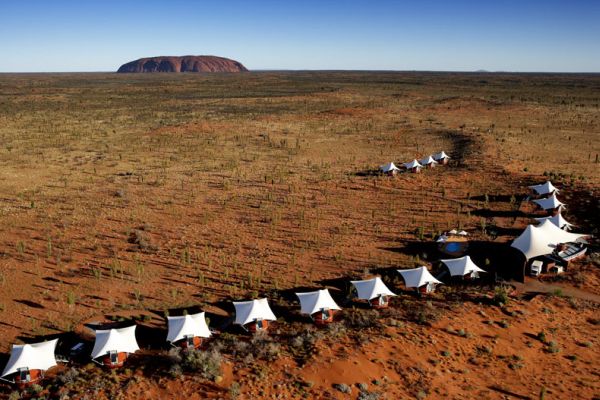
[344,309,378,329]
[333,383,352,394]
[493,286,510,306]
[181,349,222,381]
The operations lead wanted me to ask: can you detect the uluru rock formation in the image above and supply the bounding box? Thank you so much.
[117,55,248,73]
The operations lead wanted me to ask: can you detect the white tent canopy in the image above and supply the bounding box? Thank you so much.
[2,339,58,377]
[380,162,400,173]
[535,213,574,230]
[233,298,277,326]
[532,193,564,210]
[538,219,587,244]
[295,289,341,315]
[529,181,559,195]
[397,266,442,288]
[440,256,486,277]
[91,326,140,359]
[403,159,423,169]
[351,277,396,300]
[420,155,438,166]
[433,151,450,161]
[511,222,588,260]
[167,312,211,343]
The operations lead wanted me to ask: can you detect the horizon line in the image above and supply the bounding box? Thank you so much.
[1,69,599,74]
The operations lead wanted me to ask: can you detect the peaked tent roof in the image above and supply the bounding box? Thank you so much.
[403,159,423,169]
[433,151,450,160]
[91,326,139,359]
[532,193,564,210]
[511,222,587,260]
[537,219,587,243]
[2,339,58,377]
[233,298,277,326]
[167,312,211,343]
[351,277,396,300]
[440,256,486,277]
[380,162,400,173]
[397,266,442,288]
[535,213,574,230]
[529,181,559,195]
[295,289,341,315]
[420,155,438,166]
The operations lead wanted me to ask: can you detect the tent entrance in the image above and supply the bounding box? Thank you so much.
[17,367,30,383]
[109,350,119,365]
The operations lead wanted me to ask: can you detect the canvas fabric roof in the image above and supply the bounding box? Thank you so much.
[91,326,139,359]
[529,181,558,195]
[440,255,486,277]
[420,155,438,166]
[2,339,58,377]
[535,213,574,230]
[295,289,341,315]
[403,159,422,169]
[433,151,449,160]
[233,298,277,326]
[511,222,587,260]
[397,266,442,288]
[532,193,564,210]
[380,162,400,172]
[167,312,211,343]
[351,277,396,300]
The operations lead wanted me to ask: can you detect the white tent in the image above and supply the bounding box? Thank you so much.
[420,155,438,167]
[166,312,211,343]
[458,230,468,236]
[91,326,139,360]
[511,222,588,260]
[351,277,396,300]
[440,256,486,277]
[397,266,442,289]
[380,162,400,173]
[538,219,587,244]
[233,298,277,326]
[2,339,58,377]
[535,213,574,230]
[433,151,450,161]
[529,181,559,196]
[403,159,423,170]
[532,193,564,211]
[448,229,458,235]
[295,289,341,315]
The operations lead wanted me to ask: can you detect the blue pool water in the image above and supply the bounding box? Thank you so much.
[445,242,461,252]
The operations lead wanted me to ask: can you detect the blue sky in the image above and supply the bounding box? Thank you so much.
[0,0,599,72]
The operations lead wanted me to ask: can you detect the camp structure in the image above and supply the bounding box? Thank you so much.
[350,277,396,308]
[532,193,564,214]
[397,266,442,294]
[403,159,423,173]
[511,221,588,260]
[440,255,486,279]
[529,181,559,196]
[380,162,401,175]
[535,212,574,231]
[166,312,211,349]
[420,155,438,169]
[91,326,139,368]
[295,289,341,325]
[1,339,58,387]
[233,298,277,333]
[433,151,450,165]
